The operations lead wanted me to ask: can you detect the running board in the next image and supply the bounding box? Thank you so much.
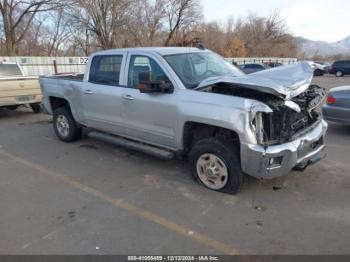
[88,131,175,160]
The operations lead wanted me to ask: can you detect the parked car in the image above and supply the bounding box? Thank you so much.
[313,62,330,76]
[238,63,267,74]
[40,47,327,194]
[323,86,350,123]
[299,60,329,76]
[264,62,283,68]
[329,60,350,77]
[0,62,42,113]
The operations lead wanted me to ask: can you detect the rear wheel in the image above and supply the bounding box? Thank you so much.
[30,103,41,113]
[53,107,82,142]
[189,137,243,194]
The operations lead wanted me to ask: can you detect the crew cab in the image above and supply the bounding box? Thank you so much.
[0,62,42,113]
[40,47,327,194]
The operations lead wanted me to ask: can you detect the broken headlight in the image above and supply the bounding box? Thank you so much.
[252,112,265,145]
[250,104,273,145]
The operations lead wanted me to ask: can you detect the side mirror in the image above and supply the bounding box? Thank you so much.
[138,71,173,93]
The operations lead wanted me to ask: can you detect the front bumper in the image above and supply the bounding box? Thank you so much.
[241,120,328,179]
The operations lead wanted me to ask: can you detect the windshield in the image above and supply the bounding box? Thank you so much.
[0,64,22,77]
[163,52,244,89]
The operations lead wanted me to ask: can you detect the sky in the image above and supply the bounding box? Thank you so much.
[202,0,350,43]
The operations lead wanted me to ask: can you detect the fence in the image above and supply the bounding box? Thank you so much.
[0,56,88,76]
[0,56,298,76]
[227,57,298,65]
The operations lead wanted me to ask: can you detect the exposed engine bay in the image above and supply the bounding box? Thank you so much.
[202,83,326,145]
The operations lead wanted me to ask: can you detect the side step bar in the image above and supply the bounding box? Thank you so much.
[88,131,175,160]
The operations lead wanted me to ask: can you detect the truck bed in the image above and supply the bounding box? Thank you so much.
[40,74,84,82]
[39,74,85,117]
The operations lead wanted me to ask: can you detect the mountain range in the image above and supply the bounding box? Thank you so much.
[296,36,350,57]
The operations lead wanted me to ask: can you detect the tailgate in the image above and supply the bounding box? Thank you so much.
[0,78,41,99]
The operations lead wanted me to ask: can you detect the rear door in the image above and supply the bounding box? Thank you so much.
[81,54,126,134]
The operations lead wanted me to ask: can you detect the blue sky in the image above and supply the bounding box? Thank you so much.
[202,0,350,42]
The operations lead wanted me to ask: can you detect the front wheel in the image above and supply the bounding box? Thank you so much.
[189,137,243,194]
[53,107,82,142]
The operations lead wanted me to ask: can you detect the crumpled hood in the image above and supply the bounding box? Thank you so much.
[196,62,314,100]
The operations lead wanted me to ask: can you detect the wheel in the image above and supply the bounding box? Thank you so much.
[53,107,82,142]
[336,71,343,77]
[314,69,323,76]
[5,105,19,110]
[30,103,41,113]
[189,137,243,194]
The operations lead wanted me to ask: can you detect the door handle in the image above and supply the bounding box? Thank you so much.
[84,89,93,95]
[123,94,134,100]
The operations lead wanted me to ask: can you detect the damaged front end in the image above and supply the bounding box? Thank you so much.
[197,62,327,146]
[252,85,326,146]
[197,62,328,178]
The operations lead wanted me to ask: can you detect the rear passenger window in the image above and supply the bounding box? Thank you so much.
[89,55,123,85]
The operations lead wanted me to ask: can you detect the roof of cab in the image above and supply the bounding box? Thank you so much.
[92,47,210,56]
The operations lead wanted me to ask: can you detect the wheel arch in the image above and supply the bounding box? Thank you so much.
[182,121,240,154]
[49,96,71,112]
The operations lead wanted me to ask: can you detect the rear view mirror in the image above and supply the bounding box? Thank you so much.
[138,71,173,93]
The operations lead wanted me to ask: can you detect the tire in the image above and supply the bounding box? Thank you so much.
[53,107,82,142]
[314,69,323,76]
[6,105,19,110]
[189,137,243,194]
[336,71,343,77]
[30,103,41,113]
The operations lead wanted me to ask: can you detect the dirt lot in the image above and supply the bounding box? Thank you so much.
[0,76,350,255]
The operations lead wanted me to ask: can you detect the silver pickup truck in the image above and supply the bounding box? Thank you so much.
[40,47,327,194]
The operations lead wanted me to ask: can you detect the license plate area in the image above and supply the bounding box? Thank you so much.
[16,95,34,102]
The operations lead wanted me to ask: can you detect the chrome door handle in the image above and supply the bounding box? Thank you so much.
[84,89,93,95]
[123,94,134,100]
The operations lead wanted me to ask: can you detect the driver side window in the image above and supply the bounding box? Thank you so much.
[127,55,170,89]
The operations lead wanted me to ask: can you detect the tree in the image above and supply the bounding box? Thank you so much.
[72,0,132,50]
[42,9,71,56]
[126,0,166,46]
[0,0,61,55]
[223,36,246,57]
[236,12,297,57]
[163,0,201,46]
[0,1,301,58]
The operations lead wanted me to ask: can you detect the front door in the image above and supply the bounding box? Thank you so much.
[121,54,178,148]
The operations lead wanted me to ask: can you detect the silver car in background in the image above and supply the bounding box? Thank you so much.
[323,86,350,123]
